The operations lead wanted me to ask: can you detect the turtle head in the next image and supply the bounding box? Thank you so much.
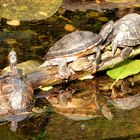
[8,50,17,65]
[99,20,114,42]
[8,49,17,72]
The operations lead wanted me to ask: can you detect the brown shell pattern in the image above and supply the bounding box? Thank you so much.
[43,31,102,60]
[113,13,140,46]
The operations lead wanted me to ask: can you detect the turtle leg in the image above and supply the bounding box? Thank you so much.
[111,86,118,99]
[101,105,113,120]
[121,79,132,95]
[121,46,133,59]
[94,46,101,69]
[58,88,74,106]
[94,93,113,120]
[58,59,71,79]
[10,121,18,132]
[112,40,118,56]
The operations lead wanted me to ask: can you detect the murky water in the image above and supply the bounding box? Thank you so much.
[0,1,140,139]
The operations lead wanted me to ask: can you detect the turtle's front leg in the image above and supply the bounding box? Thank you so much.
[112,40,118,56]
[58,59,71,79]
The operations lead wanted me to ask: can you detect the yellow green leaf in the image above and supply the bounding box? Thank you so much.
[107,60,140,79]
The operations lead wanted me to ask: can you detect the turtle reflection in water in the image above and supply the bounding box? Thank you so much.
[109,80,140,110]
[100,13,140,59]
[0,50,34,131]
[46,88,113,121]
[40,29,112,79]
[110,94,140,110]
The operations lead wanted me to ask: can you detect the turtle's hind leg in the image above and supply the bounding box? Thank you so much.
[94,46,101,69]
[121,46,133,60]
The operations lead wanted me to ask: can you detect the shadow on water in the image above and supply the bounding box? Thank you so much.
[0,0,140,139]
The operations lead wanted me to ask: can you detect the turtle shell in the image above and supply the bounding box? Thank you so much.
[43,31,102,63]
[112,13,140,46]
[0,71,34,113]
[0,71,34,132]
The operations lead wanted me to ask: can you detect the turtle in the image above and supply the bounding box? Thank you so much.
[0,49,34,131]
[40,30,112,79]
[99,13,140,59]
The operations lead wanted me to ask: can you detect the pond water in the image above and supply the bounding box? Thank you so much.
[0,1,140,139]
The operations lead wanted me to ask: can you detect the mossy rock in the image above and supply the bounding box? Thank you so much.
[0,0,62,21]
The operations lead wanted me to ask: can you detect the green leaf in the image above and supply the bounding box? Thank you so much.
[107,60,140,79]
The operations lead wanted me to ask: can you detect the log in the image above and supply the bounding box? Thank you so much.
[1,46,140,89]
[26,46,140,89]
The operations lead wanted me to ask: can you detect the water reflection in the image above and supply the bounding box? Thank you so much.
[43,108,140,140]
[0,113,49,140]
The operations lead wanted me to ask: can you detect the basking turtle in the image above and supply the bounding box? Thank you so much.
[0,50,34,131]
[40,30,112,79]
[99,13,140,59]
